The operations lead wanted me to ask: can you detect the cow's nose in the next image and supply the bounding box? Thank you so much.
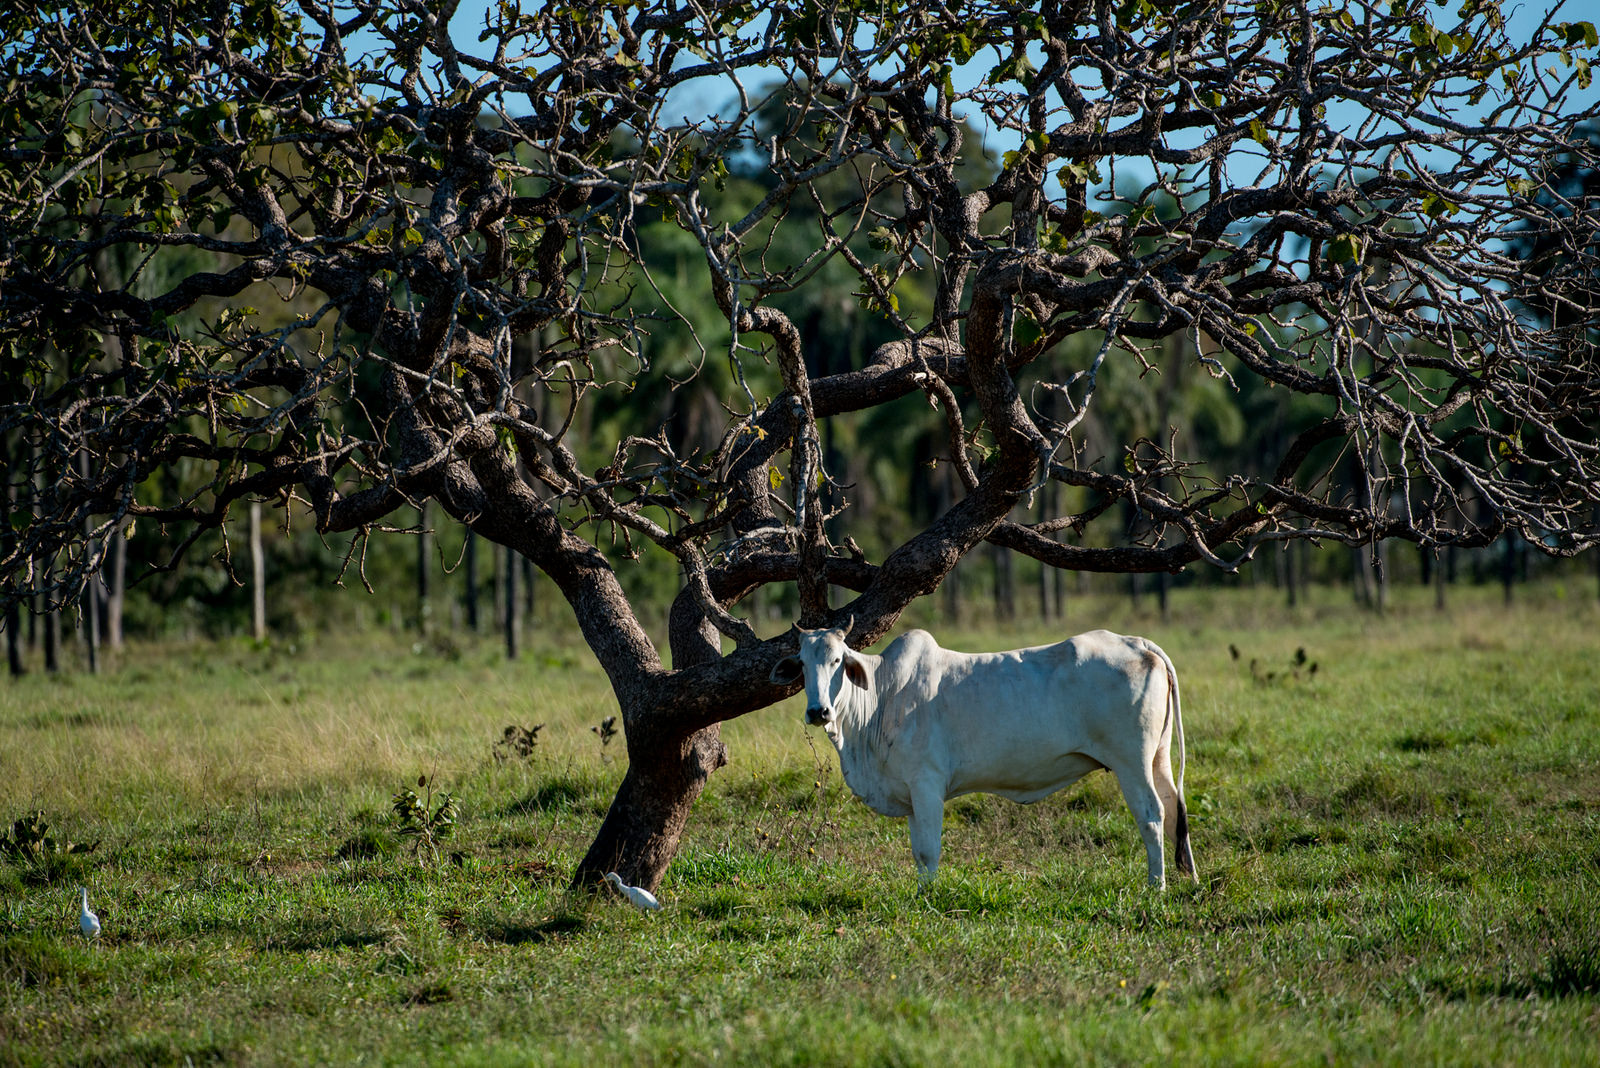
[805,706,831,726]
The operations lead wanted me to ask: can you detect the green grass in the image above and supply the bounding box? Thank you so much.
[2,582,1598,1065]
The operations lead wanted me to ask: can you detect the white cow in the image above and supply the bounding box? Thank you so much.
[771,624,1195,888]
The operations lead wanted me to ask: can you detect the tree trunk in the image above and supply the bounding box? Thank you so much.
[416,502,431,634]
[43,600,59,673]
[78,453,98,674]
[250,502,266,642]
[573,594,728,893]
[1351,544,1374,608]
[523,554,536,625]
[991,542,1014,622]
[504,542,519,660]
[942,557,962,623]
[1,444,22,676]
[104,521,126,651]
[573,723,727,892]
[1373,538,1388,614]
[938,465,962,623]
[3,600,19,677]
[1501,534,1516,606]
[463,528,479,631]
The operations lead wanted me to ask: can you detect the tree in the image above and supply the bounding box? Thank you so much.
[3,0,1599,890]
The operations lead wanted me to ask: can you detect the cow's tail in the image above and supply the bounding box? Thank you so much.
[1147,640,1196,880]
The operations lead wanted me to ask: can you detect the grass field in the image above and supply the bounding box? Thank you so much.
[2,581,1598,1065]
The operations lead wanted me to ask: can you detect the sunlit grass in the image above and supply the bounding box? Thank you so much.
[1,581,1597,1065]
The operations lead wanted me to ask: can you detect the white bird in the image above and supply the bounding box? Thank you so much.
[603,871,661,912]
[78,887,100,940]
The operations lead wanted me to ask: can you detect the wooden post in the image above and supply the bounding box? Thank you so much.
[250,501,266,642]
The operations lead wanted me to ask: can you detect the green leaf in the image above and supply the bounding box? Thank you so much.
[1328,233,1362,265]
[1248,118,1270,145]
[1555,21,1598,48]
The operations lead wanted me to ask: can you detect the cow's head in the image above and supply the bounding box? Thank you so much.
[769,620,867,727]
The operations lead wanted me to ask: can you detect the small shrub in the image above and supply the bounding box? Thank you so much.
[492,723,544,763]
[591,715,619,761]
[391,776,460,864]
[0,813,98,885]
[1241,645,1319,685]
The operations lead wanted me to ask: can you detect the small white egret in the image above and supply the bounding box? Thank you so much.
[78,887,100,940]
[603,871,661,912]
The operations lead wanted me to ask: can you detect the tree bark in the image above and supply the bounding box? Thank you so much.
[573,593,728,892]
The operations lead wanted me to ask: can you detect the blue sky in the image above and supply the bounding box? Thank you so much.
[397,1,1594,157]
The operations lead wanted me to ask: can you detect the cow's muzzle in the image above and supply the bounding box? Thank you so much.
[805,706,832,727]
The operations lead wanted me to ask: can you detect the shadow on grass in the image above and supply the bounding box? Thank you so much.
[480,914,588,945]
[71,1036,236,1068]
[791,887,868,917]
[498,776,606,817]
[0,934,105,988]
[256,925,391,952]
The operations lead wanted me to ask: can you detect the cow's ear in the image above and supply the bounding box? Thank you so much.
[843,654,868,689]
[770,655,803,686]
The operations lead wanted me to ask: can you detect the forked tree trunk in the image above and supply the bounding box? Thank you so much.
[572,596,728,892]
[574,722,727,891]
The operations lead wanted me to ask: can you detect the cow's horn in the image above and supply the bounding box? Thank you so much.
[841,614,854,637]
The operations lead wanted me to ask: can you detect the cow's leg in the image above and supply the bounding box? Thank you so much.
[907,781,946,884]
[1114,767,1167,890]
[1152,747,1196,880]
